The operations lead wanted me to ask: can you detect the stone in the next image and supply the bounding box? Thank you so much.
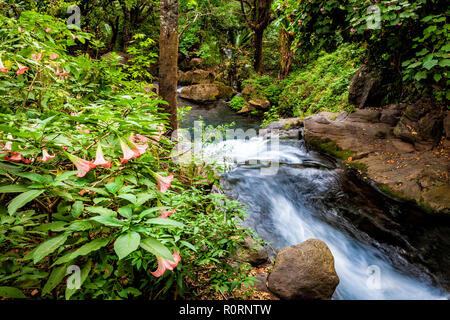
[188,57,202,69]
[180,84,219,102]
[444,111,450,140]
[178,69,215,85]
[248,98,270,110]
[347,109,380,123]
[235,237,269,267]
[391,139,415,153]
[267,239,339,300]
[214,81,235,100]
[264,118,304,131]
[418,111,443,144]
[393,117,418,144]
[380,108,401,126]
[348,65,383,108]
[422,185,450,214]
[404,99,433,122]
[237,103,257,114]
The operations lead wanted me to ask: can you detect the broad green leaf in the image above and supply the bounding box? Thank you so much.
[114,232,141,260]
[35,221,68,232]
[8,190,45,215]
[181,240,197,252]
[42,265,67,296]
[105,182,120,194]
[0,286,26,299]
[138,206,171,219]
[85,206,116,216]
[55,171,79,181]
[91,215,125,227]
[33,233,68,264]
[140,237,173,261]
[71,201,84,218]
[0,185,30,193]
[118,206,132,219]
[65,260,92,300]
[16,172,46,183]
[54,238,109,265]
[422,59,438,70]
[117,193,137,204]
[439,59,450,67]
[145,218,184,228]
[68,220,95,232]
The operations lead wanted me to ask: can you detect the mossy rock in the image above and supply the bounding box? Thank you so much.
[214,81,235,100]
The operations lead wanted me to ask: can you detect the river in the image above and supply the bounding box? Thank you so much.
[178,96,450,300]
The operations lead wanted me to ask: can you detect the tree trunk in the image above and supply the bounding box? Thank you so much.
[159,0,179,132]
[253,28,264,74]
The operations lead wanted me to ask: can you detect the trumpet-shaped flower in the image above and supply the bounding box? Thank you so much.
[76,124,90,134]
[151,251,181,277]
[66,153,96,177]
[119,137,140,164]
[155,173,174,193]
[41,149,56,162]
[45,27,52,33]
[31,53,42,61]
[93,143,112,168]
[158,208,175,219]
[16,64,28,75]
[0,58,8,73]
[49,53,59,60]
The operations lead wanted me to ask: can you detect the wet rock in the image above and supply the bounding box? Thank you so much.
[422,185,450,214]
[235,237,269,267]
[267,239,339,300]
[214,81,235,100]
[264,118,304,131]
[348,65,383,108]
[237,103,257,114]
[393,117,418,144]
[178,69,215,85]
[404,99,433,121]
[180,84,219,103]
[336,111,348,121]
[418,111,443,145]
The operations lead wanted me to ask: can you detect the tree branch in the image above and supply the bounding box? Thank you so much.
[178,12,199,42]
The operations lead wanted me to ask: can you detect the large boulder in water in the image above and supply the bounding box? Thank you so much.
[178,69,215,85]
[267,239,339,300]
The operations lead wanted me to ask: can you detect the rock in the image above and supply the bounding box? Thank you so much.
[418,111,443,145]
[242,83,258,99]
[143,83,158,94]
[348,65,383,108]
[235,237,269,267]
[264,118,304,131]
[422,185,450,214]
[393,117,418,144]
[444,111,450,140]
[180,84,219,103]
[248,98,270,110]
[380,108,402,126]
[336,111,348,121]
[391,139,415,153]
[347,109,380,123]
[178,69,215,85]
[188,57,202,69]
[267,239,339,300]
[214,81,235,100]
[237,103,257,114]
[404,99,433,122]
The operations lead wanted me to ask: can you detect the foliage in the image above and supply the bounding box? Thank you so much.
[0,11,256,300]
[229,95,246,111]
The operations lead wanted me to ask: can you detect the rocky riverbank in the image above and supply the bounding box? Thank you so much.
[265,104,450,215]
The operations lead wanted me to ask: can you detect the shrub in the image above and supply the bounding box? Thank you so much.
[229,95,246,111]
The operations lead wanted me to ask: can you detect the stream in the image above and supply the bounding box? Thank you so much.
[178,96,450,300]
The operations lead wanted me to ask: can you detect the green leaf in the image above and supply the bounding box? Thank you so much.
[140,237,173,261]
[0,185,30,193]
[439,59,450,67]
[145,218,184,228]
[35,221,68,232]
[414,71,428,81]
[0,286,26,299]
[434,73,442,82]
[42,265,67,296]
[114,232,141,260]
[105,182,120,194]
[55,171,79,181]
[68,220,95,232]
[16,172,46,183]
[85,206,116,216]
[71,201,84,218]
[8,190,45,215]
[423,59,438,70]
[54,238,109,265]
[118,206,132,219]
[65,260,91,300]
[91,215,125,227]
[139,206,171,219]
[117,193,137,204]
[33,233,68,264]
[181,240,197,252]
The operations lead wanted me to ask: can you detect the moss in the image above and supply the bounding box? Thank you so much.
[417,200,434,214]
[379,184,403,199]
[306,136,354,160]
[347,161,368,172]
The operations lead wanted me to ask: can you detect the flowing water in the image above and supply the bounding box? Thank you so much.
[179,96,450,300]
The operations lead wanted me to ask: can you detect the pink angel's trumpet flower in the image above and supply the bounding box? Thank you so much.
[93,143,112,169]
[119,137,140,164]
[158,208,175,219]
[151,125,165,144]
[151,250,181,277]
[18,27,24,33]
[0,57,8,73]
[4,152,31,164]
[76,124,90,134]
[130,134,149,155]
[41,149,56,162]
[16,64,28,75]
[49,53,59,60]
[70,33,77,40]
[31,53,42,61]
[45,27,52,33]
[0,141,12,153]
[65,152,96,177]
[155,173,174,193]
